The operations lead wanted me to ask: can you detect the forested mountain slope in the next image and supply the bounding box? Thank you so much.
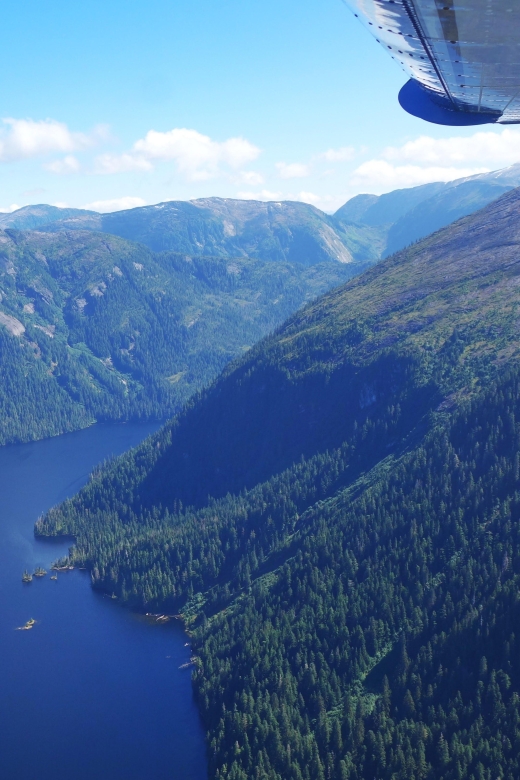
[336,164,520,257]
[334,181,446,227]
[40,198,384,265]
[0,228,354,445]
[39,188,520,779]
[8,164,520,272]
[383,176,520,256]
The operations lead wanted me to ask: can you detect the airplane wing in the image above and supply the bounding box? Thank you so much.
[343,0,520,125]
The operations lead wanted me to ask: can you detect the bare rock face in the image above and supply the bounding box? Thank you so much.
[0,311,24,336]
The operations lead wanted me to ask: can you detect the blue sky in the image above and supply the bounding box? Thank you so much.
[1,0,519,213]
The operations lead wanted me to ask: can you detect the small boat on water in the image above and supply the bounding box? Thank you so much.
[16,618,36,631]
[33,566,47,578]
[50,572,58,580]
[22,570,32,583]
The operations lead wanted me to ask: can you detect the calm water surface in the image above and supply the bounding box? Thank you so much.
[0,423,207,780]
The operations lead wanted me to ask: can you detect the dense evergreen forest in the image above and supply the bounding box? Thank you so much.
[38,188,520,779]
[0,227,356,445]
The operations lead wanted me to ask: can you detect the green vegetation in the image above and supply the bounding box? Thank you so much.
[334,167,520,258]
[37,178,520,265]
[42,198,384,265]
[0,227,358,445]
[7,166,520,273]
[190,369,520,780]
[37,188,520,779]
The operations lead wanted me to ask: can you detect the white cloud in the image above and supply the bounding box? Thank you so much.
[93,153,153,175]
[295,190,321,204]
[383,128,520,167]
[350,159,489,192]
[83,196,147,213]
[219,136,261,168]
[275,162,310,179]
[236,189,283,201]
[22,187,47,196]
[44,155,81,174]
[52,202,69,208]
[235,170,264,185]
[292,191,340,209]
[0,203,21,213]
[134,128,260,177]
[234,189,342,211]
[0,118,100,163]
[97,128,261,181]
[345,127,520,195]
[317,146,355,163]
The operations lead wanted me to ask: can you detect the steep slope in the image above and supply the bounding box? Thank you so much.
[40,188,520,779]
[384,176,520,255]
[0,228,356,445]
[7,163,520,275]
[332,193,379,224]
[334,181,445,227]
[335,164,520,257]
[49,185,520,511]
[39,197,384,265]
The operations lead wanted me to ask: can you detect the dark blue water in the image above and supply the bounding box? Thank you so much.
[0,423,207,780]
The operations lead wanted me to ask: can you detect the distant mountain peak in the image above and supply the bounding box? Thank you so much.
[36,196,373,265]
[0,204,95,231]
[8,160,520,269]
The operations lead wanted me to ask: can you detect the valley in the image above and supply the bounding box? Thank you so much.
[0,227,356,445]
[6,2,520,778]
[34,185,520,779]
[3,163,520,447]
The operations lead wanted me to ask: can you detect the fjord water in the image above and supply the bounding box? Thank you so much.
[0,424,206,780]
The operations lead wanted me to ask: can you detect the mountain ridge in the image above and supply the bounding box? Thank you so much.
[39,198,382,266]
[37,186,520,780]
[5,163,520,265]
[0,204,97,231]
[0,227,356,445]
[94,186,520,510]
